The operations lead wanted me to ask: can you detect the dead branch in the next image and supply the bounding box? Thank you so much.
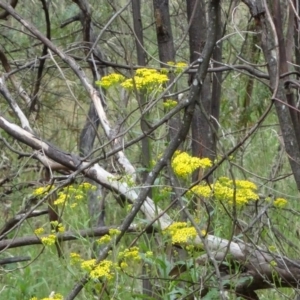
[0,225,155,250]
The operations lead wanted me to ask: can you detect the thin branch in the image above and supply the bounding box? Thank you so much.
[0,76,33,132]
[0,225,155,250]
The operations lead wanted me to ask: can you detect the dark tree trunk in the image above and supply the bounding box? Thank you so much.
[153,0,179,141]
[187,0,221,169]
[243,0,300,190]
[153,0,175,64]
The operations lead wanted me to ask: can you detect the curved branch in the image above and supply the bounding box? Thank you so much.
[0,225,154,250]
[0,76,33,132]
[0,0,17,19]
[30,0,51,112]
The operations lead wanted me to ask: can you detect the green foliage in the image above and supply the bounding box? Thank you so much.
[1,1,300,299]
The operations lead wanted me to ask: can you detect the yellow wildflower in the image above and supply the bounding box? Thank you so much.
[54,192,68,206]
[164,222,206,245]
[96,73,125,89]
[121,68,168,92]
[108,228,121,236]
[235,180,257,190]
[41,234,56,246]
[166,61,187,74]
[193,177,259,206]
[90,260,115,280]
[33,185,52,196]
[175,62,188,68]
[120,261,128,269]
[70,203,78,208]
[190,185,212,198]
[171,152,212,178]
[145,251,153,258]
[274,198,288,208]
[51,293,63,300]
[167,61,175,66]
[163,99,177,109]
[34,227,44,235]
[160,68,168,74]
[81,259,96,272]
[75,194,84,200]
[174,61,188,74]
[97,234,111,244]
[118,247,141,261]
[58,224,65,233]
[80,182,94,189]
[50,220,59,227]
[70,252,82,265]
[186,245,195,252]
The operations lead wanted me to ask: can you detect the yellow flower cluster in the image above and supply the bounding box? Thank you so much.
[35,222,65,247]
[34,227,44,235]
[118,246,141,261]
[167,61,188,74]
[145,251,153,258]
[54,192,67,206]
[90,260,115,280]
[81,259,96,272]
[171,152,212,178]
[53,182,96,207]
[120,261,128,269]
[164,222,206,245]
[41,234,56,246]
[97,234,111,244]
[163,99,178,109]
[274,197,288,208]
[50,221,65,233]
[96,73,125,89]
[70,252,82,265]
[32,185,53,196]
[81,182,97,190]
[96,229,121,244]
[121,68,169,92]
[30,293,63,300]
[108,228,121,236]
[81,259,116,281]
[191,185,211,198]
[191,176,259,206]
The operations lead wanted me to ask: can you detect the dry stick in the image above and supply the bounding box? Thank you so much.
[0,256,30,265]
[0,225,154,250]
[0,77,33,132]
[29,0,51,112]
